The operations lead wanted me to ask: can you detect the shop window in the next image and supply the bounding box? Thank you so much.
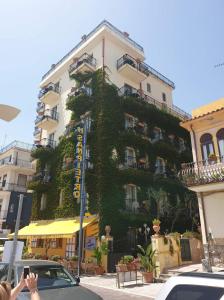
[125,147,136,167]
[37,239,44,248]
[66,238,76,258]
[50,238,62,249]
[216,128,224,161]
[124,184,139,212]
[155,157,166,174]
[31,239,37,248]
[200,133,214,161]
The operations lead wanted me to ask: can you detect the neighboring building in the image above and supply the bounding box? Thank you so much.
[0,141,35,235]
[22,20,196,259]
[180,98,224,266]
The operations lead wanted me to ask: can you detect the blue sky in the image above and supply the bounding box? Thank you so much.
[0,0,223,146]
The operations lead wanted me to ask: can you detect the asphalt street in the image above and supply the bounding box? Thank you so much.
[83,284,154,300]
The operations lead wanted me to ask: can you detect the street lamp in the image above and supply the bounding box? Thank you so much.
[0,104,20,122]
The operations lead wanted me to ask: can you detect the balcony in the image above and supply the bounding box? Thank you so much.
[67,86,92,99]
[30,171,51,183]
[69,53,96,76]
[33,127,42,139]
[117,54,148,83]
[38,83,60,106]
[119,85,191,121]
[35,109,59,131]
[36,102,45,114]
[34,138,57,149]
[117,54,175,88]
[180,156,224,189]
[119,159,150,171]
[0,159,34,173]
[0,182,29,193]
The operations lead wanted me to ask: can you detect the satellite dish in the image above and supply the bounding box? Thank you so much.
[0,104,20,121]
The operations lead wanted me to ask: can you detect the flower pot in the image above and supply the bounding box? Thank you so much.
[116,264,128,272]
[94,265,104,275]
[142,271,153,283]
[127,263,136,271]
[153,225,160,236]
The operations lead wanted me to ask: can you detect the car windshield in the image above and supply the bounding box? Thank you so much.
[18,265,76,290]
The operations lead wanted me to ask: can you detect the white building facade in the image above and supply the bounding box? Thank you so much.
[34,20,190,147]
[0,141,35,235]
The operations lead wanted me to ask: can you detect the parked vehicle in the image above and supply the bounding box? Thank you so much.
[0,260,102,300]
[155,272,224,300]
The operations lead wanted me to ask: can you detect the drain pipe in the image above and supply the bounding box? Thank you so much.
[190,124,199,163]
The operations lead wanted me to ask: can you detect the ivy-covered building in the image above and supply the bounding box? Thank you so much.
[27,21,198,254]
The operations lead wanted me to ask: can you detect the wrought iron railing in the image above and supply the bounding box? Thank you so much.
[36,102,45,113]
[0,182,28,193]
[35,109,59,124]
[68,53,96,75]
[38,82,60,99]
[119,85,190,120]
[33,127,42,136]
[0,159,33,169]
[29,171,51,183]
[34,138,57,148]
[180,156,224,186]
[117,54,175,88]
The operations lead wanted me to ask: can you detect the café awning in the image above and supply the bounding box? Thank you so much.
[9,216,98,239]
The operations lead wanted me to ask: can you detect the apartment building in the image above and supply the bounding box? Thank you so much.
[34,20,190,147]
[180,98,224,267]
[0,141,35,235]
[25,20,196,258]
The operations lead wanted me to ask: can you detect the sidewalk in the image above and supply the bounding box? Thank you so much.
[80,273,163,299]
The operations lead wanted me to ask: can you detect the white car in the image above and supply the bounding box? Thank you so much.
[155,272,224,300]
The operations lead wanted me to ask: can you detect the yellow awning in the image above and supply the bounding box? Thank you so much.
[9,216,98,239]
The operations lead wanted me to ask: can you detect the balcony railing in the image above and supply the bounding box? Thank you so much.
[29,171,51,183]
[33,127,42,136]
[36,102,45,113]
[38,83,60,99]
[0,141,33,154]
[0,159,33,169]
[117,54,175,88]
[68,53,96,75]
[180,156,224,186]
[0,182,28,193]
[67,86,92,98]
[34,138,57,148]
[35,109,59,124]
[119,85,191,120]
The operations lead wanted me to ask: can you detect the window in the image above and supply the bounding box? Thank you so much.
[155,157,166,174]
[40,194,47,211]
[217,128,224,161]
[2,175,7,187]
[124,83,133,96]
[66,237,76,258]
[147,83,151,93]
[179,138,186,152]
[162,92,166,102]
[31,239,37,248]
[152,127,163,142]
[17,174,27,187]
[165,284,224,300]
[200,133,214,161]
[59,190,64,207]
[36,239,44,248]
[50,238,63,249]
[48,132,55,144]
[125,114,136,129]
[125,147,136,167]
[125,184,138,212]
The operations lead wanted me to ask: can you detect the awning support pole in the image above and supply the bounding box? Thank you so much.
[77,118,87,277]
[7,193,24,282]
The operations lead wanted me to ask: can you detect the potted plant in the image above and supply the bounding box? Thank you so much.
[122,255,135,271]
[92,242,108,275]
[208,153,217,164]
[137,244,157,283]
[152,219,161,236]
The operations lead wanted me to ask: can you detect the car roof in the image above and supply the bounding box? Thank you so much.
[179,272,224,280]
[0,260,61,267]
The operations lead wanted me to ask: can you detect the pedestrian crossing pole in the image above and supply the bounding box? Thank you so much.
[74,118,87,278]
